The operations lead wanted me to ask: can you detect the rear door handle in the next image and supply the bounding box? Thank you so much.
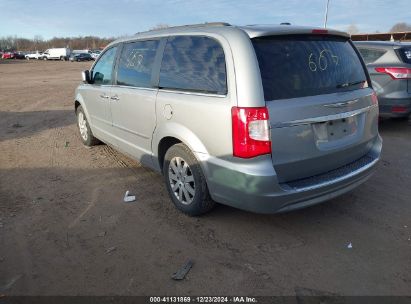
[110,95,120,101]
[99,94,109,99]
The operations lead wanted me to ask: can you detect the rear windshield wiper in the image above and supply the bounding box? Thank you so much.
[336,80,366,89]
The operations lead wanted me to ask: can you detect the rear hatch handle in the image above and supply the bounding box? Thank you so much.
[271,104,377,128]
[323,99,359,108]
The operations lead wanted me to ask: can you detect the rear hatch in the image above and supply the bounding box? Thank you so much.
[252,34,379,182]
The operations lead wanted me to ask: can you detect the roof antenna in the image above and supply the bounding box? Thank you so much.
[324,0,330,28]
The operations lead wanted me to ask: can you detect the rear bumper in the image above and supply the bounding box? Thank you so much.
[378,96,411,118]
[199,135,382,214]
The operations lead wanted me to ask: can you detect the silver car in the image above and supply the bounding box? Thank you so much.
[74,23,382,215]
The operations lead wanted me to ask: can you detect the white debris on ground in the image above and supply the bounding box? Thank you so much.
[123,190,136,203]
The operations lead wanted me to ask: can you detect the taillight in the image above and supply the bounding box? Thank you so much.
[392,106,407,113]
[231,107,271,158]
[375,67,411,79]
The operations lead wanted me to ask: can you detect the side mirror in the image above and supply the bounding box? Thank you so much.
[82,70,91,84]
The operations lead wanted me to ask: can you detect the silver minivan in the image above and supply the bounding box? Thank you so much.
[75,23,382,215]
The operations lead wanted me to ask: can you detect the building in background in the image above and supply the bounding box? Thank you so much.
[352,31,411,42]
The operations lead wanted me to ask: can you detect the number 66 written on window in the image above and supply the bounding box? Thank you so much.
[308,49,339,72]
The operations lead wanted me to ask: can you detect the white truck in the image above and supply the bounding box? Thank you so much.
[25,51,43,60]
[42,48,71,61]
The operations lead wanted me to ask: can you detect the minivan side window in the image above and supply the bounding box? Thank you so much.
[159,36,227,95]
[116,40,159,88]
[357,48,387,64]
[92,46,118,85]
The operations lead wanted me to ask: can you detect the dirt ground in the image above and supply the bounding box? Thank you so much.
[0,60,410,296]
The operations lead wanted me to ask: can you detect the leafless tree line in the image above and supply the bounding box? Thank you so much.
[346,22,411,35]
[0,35,116,52]
[1,22,410,51]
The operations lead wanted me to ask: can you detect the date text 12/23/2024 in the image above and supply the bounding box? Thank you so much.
[150,297,257,303]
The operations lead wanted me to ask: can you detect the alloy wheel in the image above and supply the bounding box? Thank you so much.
[168,156,195,205]
[78,112,88,141]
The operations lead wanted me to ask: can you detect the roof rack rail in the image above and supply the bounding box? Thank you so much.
[138,22,231,34]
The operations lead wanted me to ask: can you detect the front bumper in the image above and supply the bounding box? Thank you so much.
[199,136,382,214]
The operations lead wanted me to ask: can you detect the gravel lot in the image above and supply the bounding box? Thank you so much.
[0,60,410,296]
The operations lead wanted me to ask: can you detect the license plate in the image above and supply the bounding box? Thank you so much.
[327,116,357,140]
[313,116,358,142]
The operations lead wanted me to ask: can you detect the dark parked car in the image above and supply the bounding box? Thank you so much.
[354,41,411,119]
[69,53,93,62]
[14,51,26,59]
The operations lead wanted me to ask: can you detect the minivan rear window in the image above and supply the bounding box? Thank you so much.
[252,35,368,101]
[357,47,387,64]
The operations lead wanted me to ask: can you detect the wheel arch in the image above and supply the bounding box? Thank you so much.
[74,94,93,130]
[157,136,181,172]
[153,122,209,172]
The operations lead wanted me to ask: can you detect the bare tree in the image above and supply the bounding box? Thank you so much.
[390,22,411,32]
[0,35,116,52]
[33,35,44,51]
[346,24,359,35]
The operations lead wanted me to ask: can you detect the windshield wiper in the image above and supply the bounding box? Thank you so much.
[336,80,366,89]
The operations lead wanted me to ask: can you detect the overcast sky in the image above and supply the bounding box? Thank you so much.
[0,0,409,39]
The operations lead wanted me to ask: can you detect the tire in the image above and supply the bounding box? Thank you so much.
[163,143,215,216]
[76,105,99,146]
[26,57,30,60]
[43,57,47,61]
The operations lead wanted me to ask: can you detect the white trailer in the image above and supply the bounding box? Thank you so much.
[42,48,71,61]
